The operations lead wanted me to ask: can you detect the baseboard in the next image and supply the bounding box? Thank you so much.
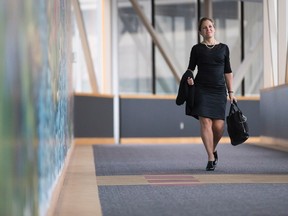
[258,136,288,152]
[73,137,260,145]
[120,137,260,145]
[74,137,115,145]
[45,142,75,216]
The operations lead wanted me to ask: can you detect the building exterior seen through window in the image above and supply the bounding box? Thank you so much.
[72,0,263,96]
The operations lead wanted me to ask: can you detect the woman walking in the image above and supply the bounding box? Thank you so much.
[186,17,236,171]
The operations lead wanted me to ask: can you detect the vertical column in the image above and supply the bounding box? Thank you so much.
[151,0,156,94]
[286,43,288,84]
[278,0,288,85]
[263,0,277,87]
[102,0,112,94]
[204,0,213,18]
[112,0,120,144]
[240,1,245,96]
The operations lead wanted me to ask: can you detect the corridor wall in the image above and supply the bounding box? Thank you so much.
[260,85,288,145]
[74,95,259,143]
[0,1,73,216]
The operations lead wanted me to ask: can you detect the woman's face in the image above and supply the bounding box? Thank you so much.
[199,20,215,39]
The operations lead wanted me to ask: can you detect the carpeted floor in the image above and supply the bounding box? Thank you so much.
[93,144,288,175]
[98,184,288,216]
[93,144,288,216]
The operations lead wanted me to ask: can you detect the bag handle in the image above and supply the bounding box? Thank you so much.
[229,100,242,115]
[233,100,242,111]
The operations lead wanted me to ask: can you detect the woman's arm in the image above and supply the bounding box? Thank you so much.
[225,73,236,103]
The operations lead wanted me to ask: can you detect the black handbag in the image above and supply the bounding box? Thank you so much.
[226,101,249,146]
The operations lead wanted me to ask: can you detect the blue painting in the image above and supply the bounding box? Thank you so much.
[0,0,73,215]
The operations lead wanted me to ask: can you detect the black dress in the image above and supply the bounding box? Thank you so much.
[187,43,232,120]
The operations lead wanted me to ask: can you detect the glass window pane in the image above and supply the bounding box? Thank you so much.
[244,1,263,95]
[200,0,263,96]
[117,0,152,94]
[115,0,263,96]
[72,1,101,93]
[210,1,242,94]
[155,1,198,94]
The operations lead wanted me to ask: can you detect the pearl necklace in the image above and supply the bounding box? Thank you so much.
[203,40,216,49]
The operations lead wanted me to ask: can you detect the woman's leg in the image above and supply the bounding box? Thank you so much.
[212,119,225,151]
[199,117,215,161]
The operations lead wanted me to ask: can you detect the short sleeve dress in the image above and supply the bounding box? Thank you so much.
[187,43,232,120]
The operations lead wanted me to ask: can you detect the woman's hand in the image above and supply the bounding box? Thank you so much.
[228,92,237,103]
[187,77,194,86]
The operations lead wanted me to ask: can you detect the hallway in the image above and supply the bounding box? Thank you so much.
[54,142,288,216]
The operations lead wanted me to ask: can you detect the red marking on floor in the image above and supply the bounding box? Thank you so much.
[145,175,197,180]
[147,179,200,183]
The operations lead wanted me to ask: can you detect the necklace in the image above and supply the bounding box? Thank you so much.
[205,43,215,49]
[203,40,216,49]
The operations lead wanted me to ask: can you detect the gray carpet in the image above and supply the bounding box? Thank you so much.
[93,144,288,175]
[93,144,288,216]
[98,184,288,216]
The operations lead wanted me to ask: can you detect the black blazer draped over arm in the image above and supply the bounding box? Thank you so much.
[176,70,195,116]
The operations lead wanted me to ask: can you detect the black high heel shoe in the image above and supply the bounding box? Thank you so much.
[213,151,218,166]
[206,161,215,171]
